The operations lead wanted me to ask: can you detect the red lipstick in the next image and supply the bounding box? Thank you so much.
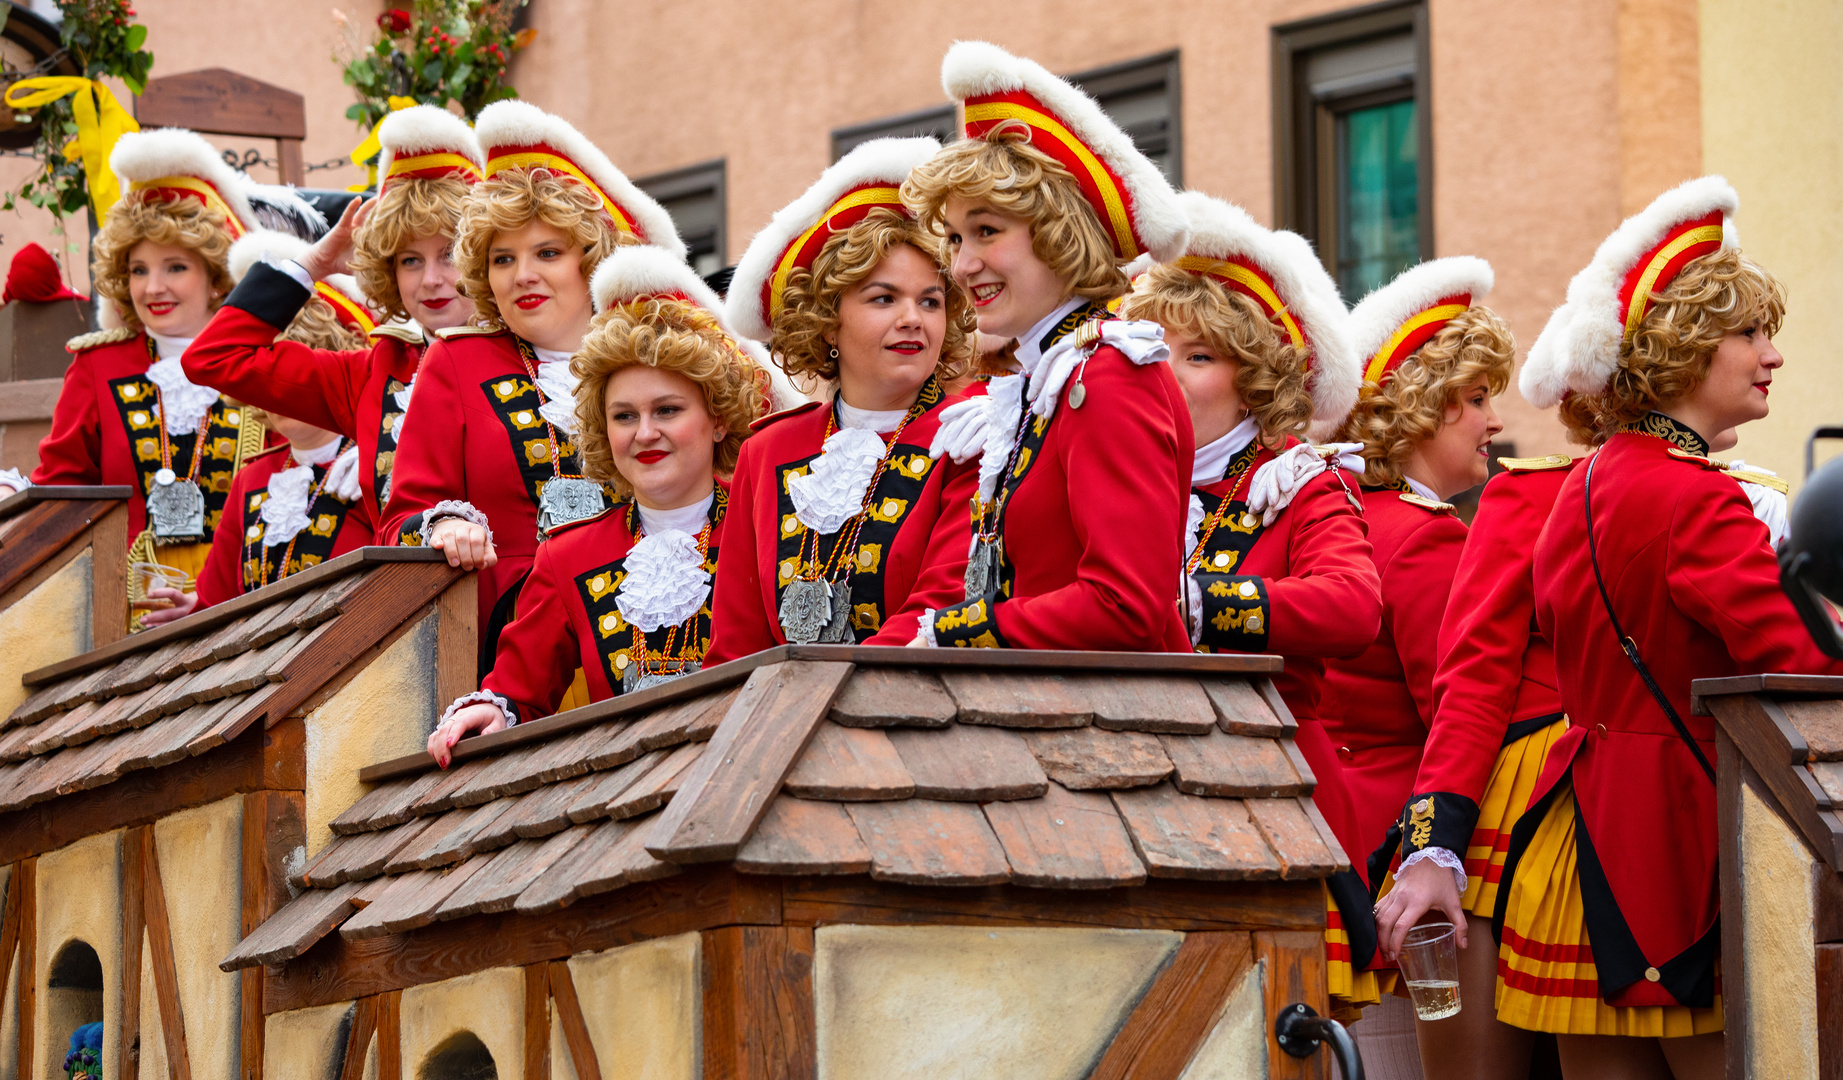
[635,450,668,464]
[514,294,549,311]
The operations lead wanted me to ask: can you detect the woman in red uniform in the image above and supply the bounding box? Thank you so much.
[3,129,272,592]
[428,247,765,763]
[705,137,978,660]
[899,42,1194,651]
[182,105,483,531]
[1118,191,1382,1010]
[1501,177,1843,1077]
[377,100,690,683]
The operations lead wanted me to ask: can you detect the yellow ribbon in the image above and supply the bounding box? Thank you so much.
[2,77,141,220]
[347,96,423,193]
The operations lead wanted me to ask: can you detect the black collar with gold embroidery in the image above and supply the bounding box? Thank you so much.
[1618,412,1710,455]
[1036,300,1113,355]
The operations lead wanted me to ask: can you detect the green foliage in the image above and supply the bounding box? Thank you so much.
[338,0,529,133]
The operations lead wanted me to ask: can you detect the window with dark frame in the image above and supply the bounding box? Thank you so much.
[831,105,958,162]
[636,160,727,277]
[1273,1,1431,301]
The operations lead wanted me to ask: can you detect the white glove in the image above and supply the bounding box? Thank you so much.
[1028,319,1168,421]
[0,467,28,497]
[928,394,996,464]
[324,444,366,502]
[1728,460,1789,547]
[1247,443,1364,526]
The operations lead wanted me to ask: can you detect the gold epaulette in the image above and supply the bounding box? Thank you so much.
[1666,446,1726,470]
[65,326,138,353]
[433,324,502,340]
[749,399,823,433]
[1399,492,1456,513]
[1729,468,1790,494]
[1498,454,1574,473]
[369,322,424,345]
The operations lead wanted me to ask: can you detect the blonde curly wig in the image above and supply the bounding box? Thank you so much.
[772,209,976,389]
[1560,250,1785,446]
[454,168,629,328]
[91,196,235,331]
[1119,263,1316,442]
[902,121,1128,303]
[279,295,367,353]
[351,176,473,322]
[1338,305,1516,489]
[572,297,763,495]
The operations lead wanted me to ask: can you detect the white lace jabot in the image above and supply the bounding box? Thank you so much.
[618,491,716,632]
[259,440,343,547]
[788,419,888,534]
[145,333,217,437]
[531,344,581,435]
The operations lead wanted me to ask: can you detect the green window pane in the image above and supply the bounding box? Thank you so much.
[1337,98,1419,299]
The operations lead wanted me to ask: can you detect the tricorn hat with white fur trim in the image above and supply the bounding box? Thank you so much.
[728,136,939,343]
[943,41,1188,264]
[109,127,258,238]
[228,230,377,334]
[1519,175,1738,409]
[591,245,806,412]
[1167,191,1358,427]
[378,105,484,191]
[1347,256,1495,388]
[474,100,686,261]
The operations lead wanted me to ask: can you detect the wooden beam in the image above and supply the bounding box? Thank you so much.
[701,926,814,1080]
[1253,930,1327,1080]
[1089,931,1254,1080]
[1711,694,1843,867]
[548,961,603,1080]
[1819,943,1843,1080]
[89,501,128,649]
[1718,730,1748,1080]
[15,857,34,1080]
[242,791,303,1080]
[276,139,304,186]
[523,964,550,1080]
[121,829,147,1080]
[143,831,193,1080]
[134,68,307,139]
[336,995,377,1080]
[0,863,20,1025]
[434,574,478,721]
[0,497,121,597]
[375,990,402,1080]
[780,877,1321,933]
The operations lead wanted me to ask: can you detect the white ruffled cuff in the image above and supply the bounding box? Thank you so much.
[0,468,29,494]
[788,425,886,533]
[422,500,493,543]
[441,689,516,729]
[1398,847,1468,895]
[1186,574,1203,645]
[916,610,940,647]
[614,529,711,631]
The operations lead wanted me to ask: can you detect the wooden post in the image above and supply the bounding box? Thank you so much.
[522,963,550,1080]
[90,501,129,648]
[15,857,35,1080]
[121,828,147,1078]
[1089,931,1256,1080]
[1717,729,1748,1079]
[336,996,376,1080]
[375,990,401,1080]
[436,574,479,713]
[701,926,815,1080]
[242,791,304,1080]
[547,961,601,1080]
[1254,929,1328,1080]
[143,830,192,1080]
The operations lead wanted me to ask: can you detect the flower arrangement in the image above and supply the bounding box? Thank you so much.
[335,0,531,132]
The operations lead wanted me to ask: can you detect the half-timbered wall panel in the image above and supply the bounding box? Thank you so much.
[1738,778,1818,1080]
[567,933,700,1080]
[33,830,121,1080]
[400,966,524,1080]
[0,551,91,718]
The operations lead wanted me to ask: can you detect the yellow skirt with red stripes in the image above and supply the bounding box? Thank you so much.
[1326,884,1390,1018]
[1463,718,1569,917]
[1495,786,1723,1036]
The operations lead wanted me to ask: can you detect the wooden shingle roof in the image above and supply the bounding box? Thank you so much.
[1696,674,1843,868]
[227,648,1346,972]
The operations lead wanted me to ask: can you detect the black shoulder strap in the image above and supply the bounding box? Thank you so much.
[1583,452,1716,783]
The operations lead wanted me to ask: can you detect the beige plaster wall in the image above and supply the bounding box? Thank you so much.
[32,829,121,1080]
[1700,0,1843,487]
[0,549,92,718]
[812,924,1180,1080]
[565,931,701,1080]
[1737,781,1818,1080]
[1176,959,1268,1080]
[263,1000,357,1080]
[400,965,525,1080]
[1,863,16,1075]
[149,796,244,1080]
[303,612,436,856]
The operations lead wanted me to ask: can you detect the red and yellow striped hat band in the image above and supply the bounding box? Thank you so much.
[963,89,1141,262]
[129,176,247,240]
[1616,210,1723,344]
[383,151,484,190]
[1363,294,1471,385]
[764,183,908,325]
[485,143,644,242]
[315,283,377,334]
[1174,254,1311,356]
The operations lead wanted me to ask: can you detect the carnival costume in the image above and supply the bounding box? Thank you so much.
[184,106,482,531]
[706,138,975,660]
[1502,177,1843,1036]
[916,42,1195,652]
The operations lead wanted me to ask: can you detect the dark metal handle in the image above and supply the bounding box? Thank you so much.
[1274,1002,1365,1079]
[1806,426,1843,480]
[1780,549,1843,660]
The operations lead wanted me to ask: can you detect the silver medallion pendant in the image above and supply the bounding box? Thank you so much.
[778,578,833,644]
[623,659,700,693]
[536,477,607,537]
[964,538,1000,602]
[817,579,854,643]
[147,474,206,541]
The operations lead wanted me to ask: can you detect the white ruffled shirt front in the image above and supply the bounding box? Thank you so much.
[531,345,580,435]
[785,397,911,535]
[615,493,715,632]
[145,333,218,436]
[259,437,343,546]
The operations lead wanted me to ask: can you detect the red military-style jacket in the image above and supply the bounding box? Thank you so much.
[379,327,609,629]
[194,442,375,608]
[1317,486,1467,880]
[33,329,276,542]
[926,320,1196,652]
[481,487,727,722]
[1396,457,1575,870]
[184,261,423,534]
[705,385,976,664]
[1527,419,1843,1010]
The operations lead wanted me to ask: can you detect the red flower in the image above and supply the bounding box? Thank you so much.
[377,8,412,32]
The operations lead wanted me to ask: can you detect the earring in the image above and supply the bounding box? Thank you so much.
[829,346,839,360]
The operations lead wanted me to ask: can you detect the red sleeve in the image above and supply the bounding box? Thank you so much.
[869,456,977,645]
[704,440,774,666]
[480,542,581,721]
[379,340,467,543]
[994,353,1192,651]
[184,305,366,437]
[30,352,104,485]
[193,474,249,608]
[1262,474,1383,659]
[1383,514,1468,727]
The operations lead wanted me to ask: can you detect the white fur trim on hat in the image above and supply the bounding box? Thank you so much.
[727,136,940,343]
[109,127,257,232]
[1519,175,1739,408]
[473,100,687,261]
[1346,256,1496,378]
[942,41,1189,263]
[1174,191,1358,427]
[228,230,310,284]
[378,104,484,179]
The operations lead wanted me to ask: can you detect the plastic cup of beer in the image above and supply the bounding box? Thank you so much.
[131,562,191,611]
[1400,921,1462,1020]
